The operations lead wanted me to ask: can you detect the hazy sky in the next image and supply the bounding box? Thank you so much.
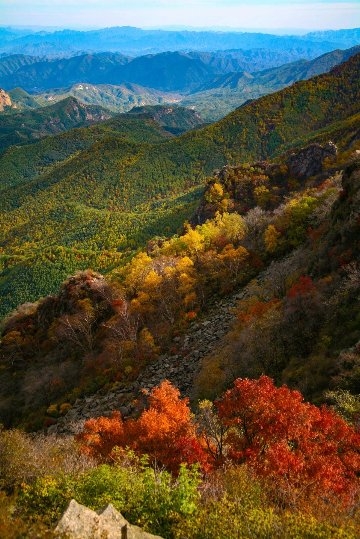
[2,0,359,32]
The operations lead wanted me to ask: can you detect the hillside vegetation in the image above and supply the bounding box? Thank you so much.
[0,97,113,152]
[0,137,359,428]
[0,53,359,319]
[0,147,360,536]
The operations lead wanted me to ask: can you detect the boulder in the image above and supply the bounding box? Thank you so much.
[55,499,163,539]
[287,141,337,180]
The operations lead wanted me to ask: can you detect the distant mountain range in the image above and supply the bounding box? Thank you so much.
[1,45,359,122]
[0,52,130,92]
[1,26,359,57]
[182,45,360,120]
[197,45,360,92]
[1,43,360,94]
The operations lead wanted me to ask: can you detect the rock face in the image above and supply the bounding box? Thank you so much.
[0,88,12,111]
[287,141,337,179]
[55,499,164,539]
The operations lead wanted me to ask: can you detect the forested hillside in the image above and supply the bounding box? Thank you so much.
[1,150,360,537]
[1,132,359,430]
[0,97,113,152]
[0,53,359,319]
[34,83,181,115]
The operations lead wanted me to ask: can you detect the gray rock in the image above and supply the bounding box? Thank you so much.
[287,141,337,180]
[119,406,130,416]
[47,424,58,435]
[55,499,163,539]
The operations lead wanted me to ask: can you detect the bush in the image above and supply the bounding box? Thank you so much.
[18,452,200,538]
[75,460,200,537]
[0,491,53,538]
[0,428,93,492]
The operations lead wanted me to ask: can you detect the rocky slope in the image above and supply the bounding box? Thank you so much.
[49,284,249,435]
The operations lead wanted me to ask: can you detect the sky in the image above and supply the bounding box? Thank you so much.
[2,0,359,32]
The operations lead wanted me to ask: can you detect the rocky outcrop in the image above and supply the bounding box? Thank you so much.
[55,499,163,539]
[0,88,12,111]
[287,141,337,179]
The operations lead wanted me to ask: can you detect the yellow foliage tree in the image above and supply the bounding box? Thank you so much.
[264,224,281,253]
[205,182,224,203]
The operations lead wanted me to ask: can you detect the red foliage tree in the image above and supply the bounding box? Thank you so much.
[237,299,280,326]
[286,275,315,298]
[216,376,360,499]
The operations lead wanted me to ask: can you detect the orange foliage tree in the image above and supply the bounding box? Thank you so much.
[216,376,360,499]
[77,381,209,473]
[78,411,125,462]
[128,380,208,472]
[78,377,360,499]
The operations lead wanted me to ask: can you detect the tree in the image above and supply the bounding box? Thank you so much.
[205,182,224,204]
[196,400,228,465]
[50,298,96,353]
[325,389,360,429]
[264,224,281,253]
[77,411,125,462]
[243,206,270,252]
[216,376,360,499]
[129,255,198,333]
[217,244,249,286]
[129,381,208,473]
[78,381,209,473]
[231,298,286,379]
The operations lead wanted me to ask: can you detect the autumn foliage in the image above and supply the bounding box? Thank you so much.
[217,376,360,498]
[76,411,125,462]
[77,380,209,473]
[286,275,316,298]
[127,381,209,472]
[78,377,360,500]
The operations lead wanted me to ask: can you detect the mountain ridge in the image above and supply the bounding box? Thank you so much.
[1,45,359,124]
[1,45,359,94]
[1,26,359,57]
[0,96,113,152]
